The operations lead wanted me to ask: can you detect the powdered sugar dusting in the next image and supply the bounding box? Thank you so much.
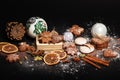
[16,22,120,75]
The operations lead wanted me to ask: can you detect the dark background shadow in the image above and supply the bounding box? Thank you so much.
[0,0,120,21]
[0,0,120,31]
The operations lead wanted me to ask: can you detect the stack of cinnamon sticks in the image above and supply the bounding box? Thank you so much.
[82,54,110,69]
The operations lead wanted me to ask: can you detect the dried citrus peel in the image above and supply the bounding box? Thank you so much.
[43,52,60,65]
[0,42,10,51]
[2,44,18,53]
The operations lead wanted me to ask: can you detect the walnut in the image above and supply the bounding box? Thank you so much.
[6,53,20,63]
[6,22,26,40]
[27,46,36,53]
[18,42,30,52]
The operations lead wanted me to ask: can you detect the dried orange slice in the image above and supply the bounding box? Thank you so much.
[53,50,67,59]
[43,52,60,65]
[0,42,10,51]
[2,44,18,53]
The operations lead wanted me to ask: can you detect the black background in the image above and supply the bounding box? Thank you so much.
[0,0,120,80]
[0,0,120,21]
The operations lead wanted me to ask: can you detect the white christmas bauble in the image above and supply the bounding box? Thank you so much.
[63,31,74,42]
[26,17,48,38]
[91,23,107,38]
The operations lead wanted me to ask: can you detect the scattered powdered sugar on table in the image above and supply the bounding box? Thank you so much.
[17,22,120,75]
[17,36,120,74]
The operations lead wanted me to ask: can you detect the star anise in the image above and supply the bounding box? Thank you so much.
[6,53,20,63]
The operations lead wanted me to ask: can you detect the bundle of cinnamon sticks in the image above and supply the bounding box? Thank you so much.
[81,54,110,69]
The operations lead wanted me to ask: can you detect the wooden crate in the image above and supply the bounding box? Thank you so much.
[36,36,63,50]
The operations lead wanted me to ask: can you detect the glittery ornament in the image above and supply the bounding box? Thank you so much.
[91,23,107,38]
[26,17,48,38]
[63,31,74,42]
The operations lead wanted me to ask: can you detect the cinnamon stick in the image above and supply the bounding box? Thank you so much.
[82,57,101,69]
[85,55,109,66]
[87,54,110,64]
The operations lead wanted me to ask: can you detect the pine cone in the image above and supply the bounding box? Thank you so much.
[6,22,26,40]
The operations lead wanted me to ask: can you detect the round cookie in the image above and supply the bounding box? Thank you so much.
[75,37,87,45]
